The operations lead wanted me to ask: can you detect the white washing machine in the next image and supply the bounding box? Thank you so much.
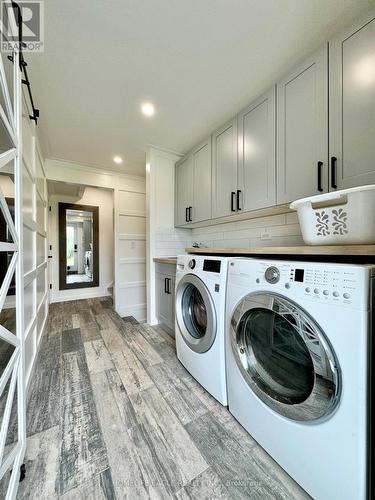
[226,258,374,500]
[175,254,229,405]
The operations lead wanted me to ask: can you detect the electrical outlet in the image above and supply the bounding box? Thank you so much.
[260,231,272,241]
[130,241,136,249]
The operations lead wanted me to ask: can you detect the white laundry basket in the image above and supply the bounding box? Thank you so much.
[290,185,375,245]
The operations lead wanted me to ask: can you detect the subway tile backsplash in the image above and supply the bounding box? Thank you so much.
[156,213,302,256]
[155,227,193,256]
[191,213,303,249]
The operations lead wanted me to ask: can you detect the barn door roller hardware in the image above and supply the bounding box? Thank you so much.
[7,2,40,123]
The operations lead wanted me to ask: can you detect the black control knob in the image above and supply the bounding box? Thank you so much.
[265,266,280,284]
[188,259,196,270]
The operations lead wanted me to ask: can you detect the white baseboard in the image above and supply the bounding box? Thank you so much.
[50,287,111,303]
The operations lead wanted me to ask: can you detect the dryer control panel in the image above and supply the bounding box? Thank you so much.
[229,259,372,310]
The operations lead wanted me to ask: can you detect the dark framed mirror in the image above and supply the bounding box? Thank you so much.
[58,203,99,290]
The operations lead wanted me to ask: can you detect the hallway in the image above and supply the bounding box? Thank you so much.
[17,298,308,499]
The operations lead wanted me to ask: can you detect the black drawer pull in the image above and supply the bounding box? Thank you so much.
[236,190,242,210]
[317,161,324,192]
[231,192,236,212]
[188,206,192,222]
[331,156,337,189]
[185,207,189,223]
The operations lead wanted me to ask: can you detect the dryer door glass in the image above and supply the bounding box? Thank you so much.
[176,274,217,353]
[230,293,340,421]
[241,308,314,404]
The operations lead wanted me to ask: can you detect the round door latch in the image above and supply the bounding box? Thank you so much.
[265,266,280,284]
[239,347,245,354]
[188,259,196,270]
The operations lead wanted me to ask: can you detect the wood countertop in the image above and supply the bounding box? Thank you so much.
[153,257,178,265]
[186,245,375,262]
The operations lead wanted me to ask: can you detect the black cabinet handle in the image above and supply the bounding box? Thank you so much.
[188,206,192,222]
[231,192,236,212]
[164,277,168,293]
[166,278,171,294]
[331,156,337,189]
[236,190,242,211]
[185,207,189,223]
[317,161,324,192]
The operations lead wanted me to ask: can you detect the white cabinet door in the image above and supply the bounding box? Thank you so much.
[175,155,193,226]
[238,88,276,212]
[192,138,211,223]
[212,118,238,218]
[167,276,176,331]
[330,13,375,190]
[156,272,174,331]
[277,46,328,204]
[156,273,170,325]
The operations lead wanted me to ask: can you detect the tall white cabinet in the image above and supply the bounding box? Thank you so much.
[175,155,193,226]
[175,138,211,226]
[238,88,276,211]
[277,46,328,203]
[329,13,375,189]
[212,119,238,219]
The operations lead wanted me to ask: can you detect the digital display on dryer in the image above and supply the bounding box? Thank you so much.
[294,269,305,282]
[203,260,221,273]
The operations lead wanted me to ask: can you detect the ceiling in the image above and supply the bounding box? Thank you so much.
[28,0,375,176]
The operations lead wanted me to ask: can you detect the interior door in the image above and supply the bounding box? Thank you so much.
[212,118,238,218]
[238,87,276,212]
[277,45,328,203]
[0,37,27,499]
[329,13,375,190]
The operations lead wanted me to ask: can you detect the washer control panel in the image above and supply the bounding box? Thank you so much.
[229,259,371,310]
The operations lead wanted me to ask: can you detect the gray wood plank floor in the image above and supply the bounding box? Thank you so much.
[18,297,310,499]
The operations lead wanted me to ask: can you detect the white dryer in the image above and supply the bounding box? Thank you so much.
[226,258,374,500]
[175,254,229,405]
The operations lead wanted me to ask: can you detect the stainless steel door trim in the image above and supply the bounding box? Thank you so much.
[230,292,341,422]
[176,274,217,353]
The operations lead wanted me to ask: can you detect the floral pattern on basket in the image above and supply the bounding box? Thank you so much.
[315,208,348,237]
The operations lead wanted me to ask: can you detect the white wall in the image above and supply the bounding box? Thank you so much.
[49,186,114,302]
[191,212,303,248]
[146,147,191,325]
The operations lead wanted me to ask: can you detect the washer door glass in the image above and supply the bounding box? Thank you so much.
[176,274,216,353]
[182,284,207,339]
[231,293,340,422]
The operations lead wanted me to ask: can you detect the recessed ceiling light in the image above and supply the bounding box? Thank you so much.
[141,102,155,117]
[113,156,123,164]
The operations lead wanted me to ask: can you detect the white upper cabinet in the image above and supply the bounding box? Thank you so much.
[175,155,193,226]
[329,13,375,190]
[277,46,328,204]
[192,138,211,223]
[212,118,238,218]
[238,88,276,212]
